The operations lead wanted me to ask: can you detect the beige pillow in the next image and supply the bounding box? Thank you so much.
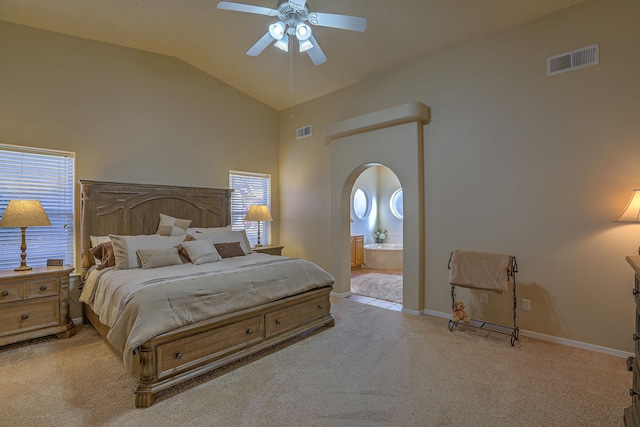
[136,247,183,269]
[110,234,186,269]
[193,230,252,254]
[180,240,221,265]
[156,213,192,236]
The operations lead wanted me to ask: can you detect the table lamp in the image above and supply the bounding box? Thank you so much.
[616,188,640,255]
[244,205,273,247]
[0,200,51,271]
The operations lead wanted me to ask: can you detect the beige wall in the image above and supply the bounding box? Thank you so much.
[0,21,280,317]
[279,0,640,352]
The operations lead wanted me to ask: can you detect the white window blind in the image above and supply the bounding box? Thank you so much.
[229,170,271,246]
[0,145,75,270]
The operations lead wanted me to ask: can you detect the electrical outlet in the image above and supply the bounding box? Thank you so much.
[522,299,531,312]
[480,293,488,304]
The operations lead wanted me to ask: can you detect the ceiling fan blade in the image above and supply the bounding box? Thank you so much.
[217,1,279,16]
[308,12,366,32]
[306,36,327,65]
[247,32,275,56]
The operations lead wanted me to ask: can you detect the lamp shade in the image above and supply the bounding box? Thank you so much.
[617,189,640,223]
[244,205,273,222]
[0,200,51,227]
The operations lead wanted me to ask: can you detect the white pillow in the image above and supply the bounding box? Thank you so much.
[192,229,252,254]
[137,247,183,269]
[186,225,232,234]
[110,234,186,269]
[156,213,191,236]
[180,240,221,265]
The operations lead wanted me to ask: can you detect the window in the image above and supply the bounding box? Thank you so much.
[229,170,271,246]
[390,188,403,219]
[0,144,75,270]
[353,188,371,220]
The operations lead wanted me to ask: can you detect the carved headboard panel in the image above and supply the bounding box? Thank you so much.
[79,180,233,274]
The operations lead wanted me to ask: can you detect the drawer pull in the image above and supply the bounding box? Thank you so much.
[317,305,323,310]
[631,389,640,397]
[246,328,253,335]
[1,291,8,297]
[21,314,29,320]
[634,334,639,342]
[275,319,281,325]
[39,285,48,291]
[174,352,183,359]
[634,288,639,296]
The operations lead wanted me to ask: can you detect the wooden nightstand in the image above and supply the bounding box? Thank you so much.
[253,245,284,256]
[0,265,76,346]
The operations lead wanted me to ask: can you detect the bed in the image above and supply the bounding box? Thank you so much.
[78,180,335,407]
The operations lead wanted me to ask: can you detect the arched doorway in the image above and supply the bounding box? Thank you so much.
[349,165,403,309]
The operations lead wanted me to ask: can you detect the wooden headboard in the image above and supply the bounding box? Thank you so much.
[79,180,233,274]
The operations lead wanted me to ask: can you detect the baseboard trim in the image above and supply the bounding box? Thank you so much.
[401,308,421,316]
[422,309,633,358]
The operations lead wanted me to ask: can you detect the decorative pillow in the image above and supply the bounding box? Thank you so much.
[177,234,196,263]
[186,225,232,234]
[136,247,183,269]
[179,240,221,265]
[89,241,115,270]
[156,213,192,236]
[214,242,246,259]
[110,234,186,269]
[193,230,252,254]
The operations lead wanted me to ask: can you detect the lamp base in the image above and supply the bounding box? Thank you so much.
[14,264,32,272]
[254,243,263,248]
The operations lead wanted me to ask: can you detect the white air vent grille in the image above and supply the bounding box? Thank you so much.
[547,44,599,76]
[296,125,312,139]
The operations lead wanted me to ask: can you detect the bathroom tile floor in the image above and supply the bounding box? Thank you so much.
[349,268,403,312]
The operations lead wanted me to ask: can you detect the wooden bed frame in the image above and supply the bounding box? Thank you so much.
[79,180,335,407]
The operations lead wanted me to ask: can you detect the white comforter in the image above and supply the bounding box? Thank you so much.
[80,254,334,371]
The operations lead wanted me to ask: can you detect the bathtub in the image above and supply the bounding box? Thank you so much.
[364,243,403,270]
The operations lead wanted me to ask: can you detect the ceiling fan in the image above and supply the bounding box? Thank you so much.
[217,0,366,65]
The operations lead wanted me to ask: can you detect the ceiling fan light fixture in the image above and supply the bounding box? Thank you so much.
[299,38,313,52]
[295,22,311,41]
[268,21,286,40]
[274,34,289,52]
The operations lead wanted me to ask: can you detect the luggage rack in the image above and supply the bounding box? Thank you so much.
[447,252,519,346]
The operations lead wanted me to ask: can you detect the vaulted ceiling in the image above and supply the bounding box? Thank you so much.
[0,0,588,111]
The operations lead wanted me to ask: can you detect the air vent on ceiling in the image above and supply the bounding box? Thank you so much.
[296,125,312,139]
[547,44,599,76]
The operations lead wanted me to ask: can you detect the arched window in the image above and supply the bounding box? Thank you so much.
[390,188,403,219]
[353,188,372,219]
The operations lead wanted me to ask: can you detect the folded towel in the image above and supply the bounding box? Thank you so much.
[449,250,511,293]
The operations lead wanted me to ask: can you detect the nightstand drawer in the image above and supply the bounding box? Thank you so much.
[0,284,23,304]
[0,298,60,335]
[26,278,59,299]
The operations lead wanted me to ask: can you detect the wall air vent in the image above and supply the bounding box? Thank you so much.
[547,44,599,76]
[296,125,313,139]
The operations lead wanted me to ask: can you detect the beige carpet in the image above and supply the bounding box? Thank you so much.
[351,273,403,303]
[0,297,630,426]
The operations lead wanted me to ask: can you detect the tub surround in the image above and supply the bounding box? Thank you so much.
[364,243,403,270]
